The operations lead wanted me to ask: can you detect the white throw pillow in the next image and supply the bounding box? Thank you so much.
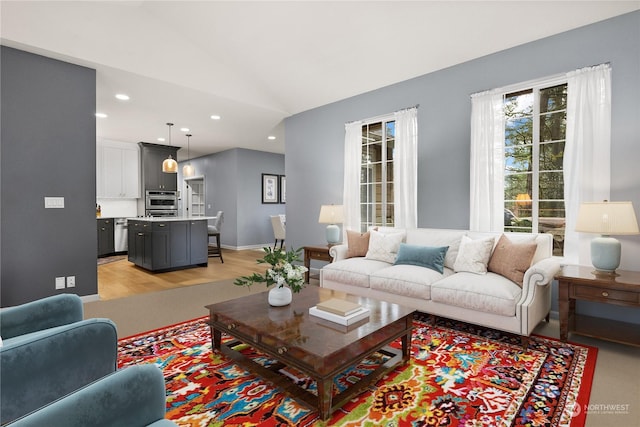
[365,230,405,264]
[453,235,495,274]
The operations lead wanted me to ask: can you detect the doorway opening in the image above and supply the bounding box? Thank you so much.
[184,177,205,217]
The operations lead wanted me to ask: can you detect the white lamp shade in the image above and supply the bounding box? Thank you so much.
[318,205,345,224]
[183,163,195,177]
[162,156,178,173]
[575,201,639,235]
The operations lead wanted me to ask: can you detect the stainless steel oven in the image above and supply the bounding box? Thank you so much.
[146,209,178,217]
[145,190,178,217]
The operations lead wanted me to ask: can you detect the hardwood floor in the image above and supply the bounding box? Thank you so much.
[98,248,269,300]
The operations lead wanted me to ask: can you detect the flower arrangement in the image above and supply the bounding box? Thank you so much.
[234,247,308,293]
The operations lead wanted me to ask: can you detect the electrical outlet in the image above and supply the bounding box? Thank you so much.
[66,276,76,288]
[55,277,66,289]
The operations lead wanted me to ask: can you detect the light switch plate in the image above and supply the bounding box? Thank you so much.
[45,197,65,209]
[55,277,66,289]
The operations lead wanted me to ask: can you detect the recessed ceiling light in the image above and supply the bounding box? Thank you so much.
[268,135,276,140]
[95,113,108,118]
[180,127,190,132]
[157,137,166,142]
[115,93,130,101]
[210,115,221,120]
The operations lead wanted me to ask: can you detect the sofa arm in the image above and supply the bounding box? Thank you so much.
[523,257,561,288]
[329,244,349,261]
[0,294,84,339]
[1,318,118,424]
[8,365,175,427]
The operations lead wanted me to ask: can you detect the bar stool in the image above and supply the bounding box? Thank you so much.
[208,211,224,263]
[270,215,286,250]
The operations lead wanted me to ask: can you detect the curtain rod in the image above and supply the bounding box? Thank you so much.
[470,62,611,97]
[346,104,419,125]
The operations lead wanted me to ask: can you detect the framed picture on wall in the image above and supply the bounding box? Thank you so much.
[262,173,279,204]
[279,175,286,204]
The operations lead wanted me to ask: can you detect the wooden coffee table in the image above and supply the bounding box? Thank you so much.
[206,287,415,420]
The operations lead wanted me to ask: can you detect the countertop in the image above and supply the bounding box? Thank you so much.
[127,216,215,222]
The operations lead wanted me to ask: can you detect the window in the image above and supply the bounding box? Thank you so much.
[471,64,610,264]
[360,119,395,232]
[503,83,567,256]
[344,107,416,234]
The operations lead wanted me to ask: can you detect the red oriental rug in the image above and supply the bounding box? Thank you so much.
[118,314,597,426]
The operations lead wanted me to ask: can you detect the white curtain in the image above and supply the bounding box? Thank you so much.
[393,107,418,228]
[563,64,612,265]
[469,90,505,232]
[342,121,363,237]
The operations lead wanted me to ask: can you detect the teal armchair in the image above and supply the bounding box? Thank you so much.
[0,293,84,339]
[0,295,118,424]
[8,364,177,427]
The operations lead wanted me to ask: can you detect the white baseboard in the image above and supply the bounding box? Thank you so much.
[80,294,101,303]
[220,244,276,251]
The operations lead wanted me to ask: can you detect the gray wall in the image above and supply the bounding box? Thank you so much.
[284,11,640,323]
[1,47,97,306]
[179,148,285,248]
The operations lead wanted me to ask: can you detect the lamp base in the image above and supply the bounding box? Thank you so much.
[592,269,620,278]
[590,235,621,273]
[325,224,340,244]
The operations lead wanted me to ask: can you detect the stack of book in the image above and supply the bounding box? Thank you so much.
[309,298,370,326]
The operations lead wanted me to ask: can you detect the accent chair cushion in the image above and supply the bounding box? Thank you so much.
[394,243,449,273]
[346,230,370,258]
[453,235,495,274]
[488,234,537,287]
[365,229,405,264]
[0,318,118,424]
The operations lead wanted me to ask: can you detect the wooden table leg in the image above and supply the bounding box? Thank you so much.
[558,280,569,341]
[212,326,222,351]
[316,377,333,420]
[304,250,311,284]
[402,319,412,362]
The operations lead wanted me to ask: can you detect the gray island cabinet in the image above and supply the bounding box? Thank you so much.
[127,217,211,272]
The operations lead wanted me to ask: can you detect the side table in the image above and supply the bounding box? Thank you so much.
[557,265,640,347]
[303,244,334,283]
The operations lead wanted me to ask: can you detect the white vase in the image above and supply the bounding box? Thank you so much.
[268,286,292,306]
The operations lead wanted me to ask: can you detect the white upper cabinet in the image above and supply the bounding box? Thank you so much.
[97,140,140,198]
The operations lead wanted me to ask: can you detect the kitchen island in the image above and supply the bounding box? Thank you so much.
[127,217,214,272]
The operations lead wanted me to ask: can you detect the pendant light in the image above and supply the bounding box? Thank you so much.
[183,134,195,177]
[162,122,178,173]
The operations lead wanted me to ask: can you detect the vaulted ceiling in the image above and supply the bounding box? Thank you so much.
[2,1,638,159]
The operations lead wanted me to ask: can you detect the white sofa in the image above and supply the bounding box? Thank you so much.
[320,228,561,340]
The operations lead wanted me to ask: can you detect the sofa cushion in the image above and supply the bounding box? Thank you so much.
[346,230,370,258]
[488,234,537,287]
[371,265,452,300]
[394,243,449,273]
[321,258,390,288]
[365,229,405,263]
[431,272,522,317]
[453,235,495,274]
[405,229,465,270]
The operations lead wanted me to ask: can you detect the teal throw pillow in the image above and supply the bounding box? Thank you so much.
[394,243,449,273]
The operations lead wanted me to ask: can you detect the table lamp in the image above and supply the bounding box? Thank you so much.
[318,205,344,244]
[575,200,639,275]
